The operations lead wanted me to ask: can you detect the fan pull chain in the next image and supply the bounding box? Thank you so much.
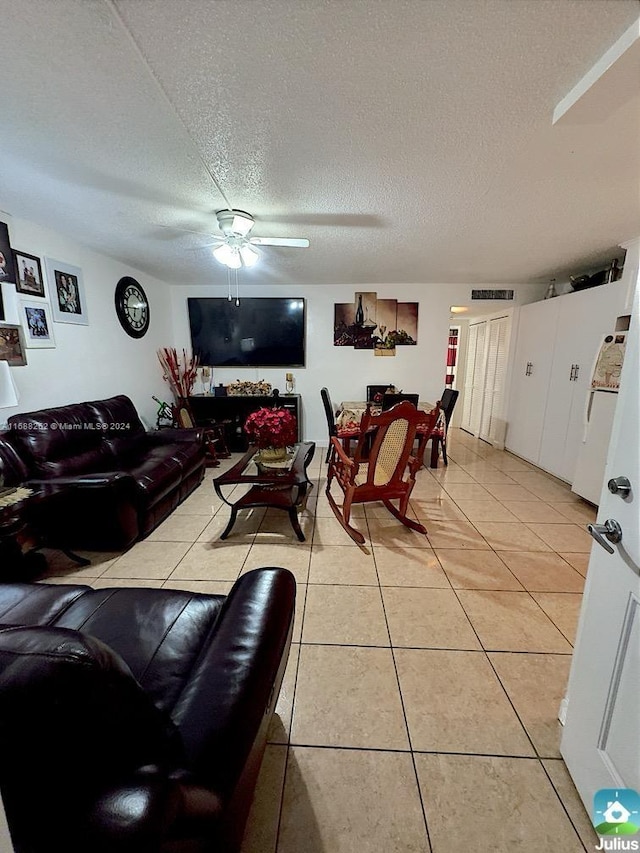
[227,267,232,301]
[235,268,240,307]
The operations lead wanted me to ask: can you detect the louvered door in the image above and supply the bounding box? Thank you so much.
[479,315,511,446]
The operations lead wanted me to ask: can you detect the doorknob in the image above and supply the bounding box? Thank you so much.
[587,519,623,554]
[608,476,631,498]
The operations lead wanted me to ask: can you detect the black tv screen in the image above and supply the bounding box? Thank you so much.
[188,297,306,367]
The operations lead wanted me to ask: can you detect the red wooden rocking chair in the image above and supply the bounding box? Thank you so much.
[325,400,441,544]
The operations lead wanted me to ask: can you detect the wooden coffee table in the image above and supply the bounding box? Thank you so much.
[213,442,316,541]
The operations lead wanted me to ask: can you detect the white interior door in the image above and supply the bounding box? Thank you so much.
[561,272,640,818]
[460,321,487,436]
[479,315,510,446]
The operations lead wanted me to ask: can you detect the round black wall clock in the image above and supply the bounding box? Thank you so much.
[115,276,150,338]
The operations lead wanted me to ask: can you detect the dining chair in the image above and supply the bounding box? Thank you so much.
[366,384,391,404]
[427,388,459,467]
[381,393,419,410]
[320,388,361,463]
[326,400,441,544]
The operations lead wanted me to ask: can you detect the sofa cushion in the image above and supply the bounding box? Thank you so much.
[0,582,91,625]
[86,394,147,437]
[8,402,113,478]
[86,394,149,461]
[0,623,185,850]
[122,450,184,505]
[53,586,227,714]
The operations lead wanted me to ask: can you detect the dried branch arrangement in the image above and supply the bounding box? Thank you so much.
[157,347,199,400]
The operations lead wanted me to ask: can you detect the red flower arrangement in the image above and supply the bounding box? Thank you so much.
[244,407,297,449]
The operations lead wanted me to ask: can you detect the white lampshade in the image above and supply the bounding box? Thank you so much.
[239,244,260,267]
[212,243,235,266]
[0,361,19,408]
[212,243,242,269]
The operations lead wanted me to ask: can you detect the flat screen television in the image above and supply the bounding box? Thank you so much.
[188,297,306,367]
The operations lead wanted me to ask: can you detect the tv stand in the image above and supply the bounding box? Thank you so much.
[188,394,302,452]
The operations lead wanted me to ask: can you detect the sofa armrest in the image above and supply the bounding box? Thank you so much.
[148,428,204,445]
[87,770,222,852]
[171,567,296,798]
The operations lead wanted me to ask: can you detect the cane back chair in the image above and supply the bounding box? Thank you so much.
[326,400,441,544]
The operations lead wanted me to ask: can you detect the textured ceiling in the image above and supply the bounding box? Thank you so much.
[0,0,638,287]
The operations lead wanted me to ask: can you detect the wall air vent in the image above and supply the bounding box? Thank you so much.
[471,289,515,300]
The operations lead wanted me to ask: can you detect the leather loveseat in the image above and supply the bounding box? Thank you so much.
[0,566,295,853]
[0,394,206,551]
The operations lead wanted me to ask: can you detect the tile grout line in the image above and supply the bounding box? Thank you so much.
[370,539,435,853]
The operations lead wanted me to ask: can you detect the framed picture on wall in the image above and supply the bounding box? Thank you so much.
[19,300,56,348]
[44,257,88,325]
[0,323,27,366]
[0,222,17,286]
[12,250,46,297]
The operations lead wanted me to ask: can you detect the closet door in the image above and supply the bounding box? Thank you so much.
[460,321,487,435]
[479,315,511,446]
[505,300,560,464]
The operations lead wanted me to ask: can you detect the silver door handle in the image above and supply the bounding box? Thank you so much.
[587,519,622,554]
[608,476,631,498]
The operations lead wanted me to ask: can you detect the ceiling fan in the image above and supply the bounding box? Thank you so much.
[204,209,309,269]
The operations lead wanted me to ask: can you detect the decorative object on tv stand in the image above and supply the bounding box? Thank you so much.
[285,373,295,394]
[227,379,272,396]
[198,365,212,395]
[44,257,88,325]
[157,347,199,402]
[333,291,418,357]
[244,406,297,462]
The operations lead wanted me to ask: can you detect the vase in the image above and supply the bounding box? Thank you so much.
[259,446,288,462]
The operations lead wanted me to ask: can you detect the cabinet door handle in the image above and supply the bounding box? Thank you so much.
[574,364,579,381]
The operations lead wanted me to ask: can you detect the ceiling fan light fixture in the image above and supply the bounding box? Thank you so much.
[239,244,260,267]
[231,213,254,237]
[216,209,255,237]
[212,243,234,267]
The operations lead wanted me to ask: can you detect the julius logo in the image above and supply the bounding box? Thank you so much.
[593,789,640,850]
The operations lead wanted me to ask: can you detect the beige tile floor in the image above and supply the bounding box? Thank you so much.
[39,429,600,852]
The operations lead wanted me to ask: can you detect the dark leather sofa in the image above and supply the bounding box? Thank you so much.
[0,394,206,551]
[0,567,295,853]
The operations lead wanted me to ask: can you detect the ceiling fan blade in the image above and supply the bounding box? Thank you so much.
[249,237,310,248]
[158,224,224,240]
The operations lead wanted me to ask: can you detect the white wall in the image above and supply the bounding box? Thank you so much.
[171,281,545,443]
[1,213,172,428]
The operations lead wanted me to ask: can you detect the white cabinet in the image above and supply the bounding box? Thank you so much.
[506,282,626,481]
[505,300,559,465]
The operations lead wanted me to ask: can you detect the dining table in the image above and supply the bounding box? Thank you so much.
[336,399,444,467]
